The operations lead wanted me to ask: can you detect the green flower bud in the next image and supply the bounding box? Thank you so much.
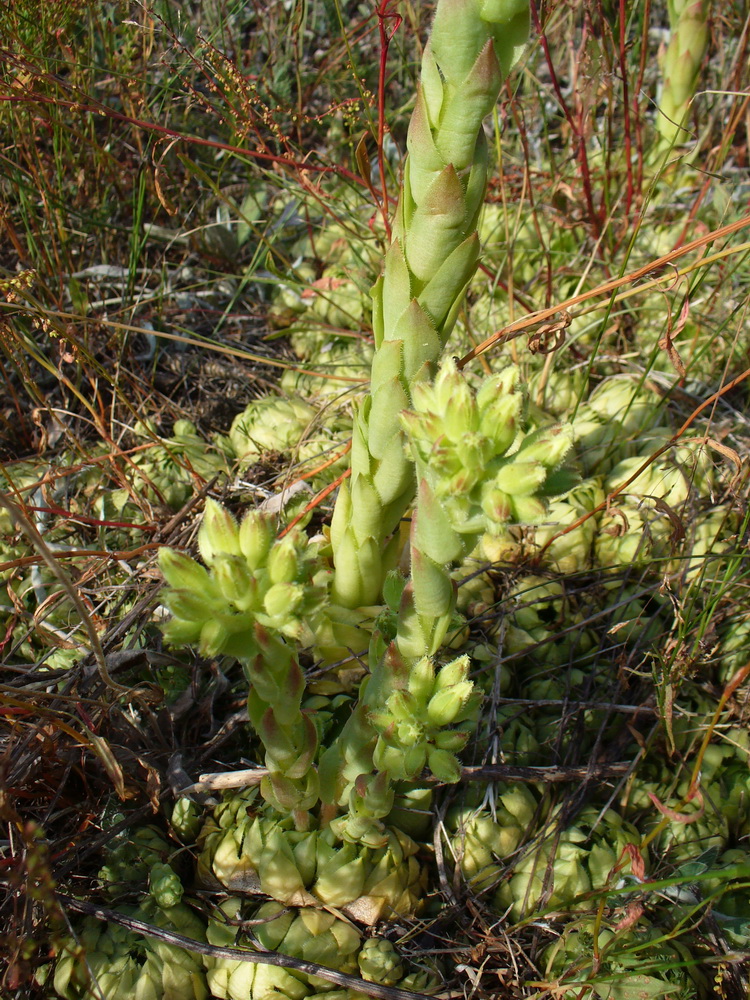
[239,510,274,570]
[198,499,241,565]
[427,681,474,726]
[266,538,299,585]
[214,555,255,609]
[359,938,405,985]
[158,548,214,595]
[149,862,184,908]
[433,653,471,692]
[262,581,304,622]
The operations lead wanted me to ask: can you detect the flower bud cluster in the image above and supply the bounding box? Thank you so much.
[403,360,573,531]
[396,359,574,660]
[370,653,481,783]
[160,500,331,815]
[159,499,327,657]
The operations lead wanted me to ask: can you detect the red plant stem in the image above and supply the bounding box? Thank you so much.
[618,0,634,215]
[279,468,352,538]
[0,93,368,189]
[530,1,602,237]
[0,544,160,574]
[633,0,652,203]
[23,505,157,532]
[375,1,402,240]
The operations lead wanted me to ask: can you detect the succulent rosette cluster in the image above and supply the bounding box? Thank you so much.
[97,817,176,896]
[502,576,573,662]
[61,0,747,996]
[227,396,319,463]
[481,477,605,574]
[572,376,666,476]
[206,898,436,1000]
[197,788,425,924]
[702,849,750,948]
[448,783,539,891]
[494,805,645,920]
[51,894,208,1000]
[206,898,360,1000]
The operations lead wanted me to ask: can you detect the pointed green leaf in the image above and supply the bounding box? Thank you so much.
[381,239,413,338]
[418,232,480,331]
[405,165,467,285]
[436,40,502,169]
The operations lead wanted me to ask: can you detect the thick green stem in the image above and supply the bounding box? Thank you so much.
[655,0,710,150]
[330,0,530,609]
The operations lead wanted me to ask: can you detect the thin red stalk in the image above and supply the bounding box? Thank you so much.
[279,467,352,538]
[375,1,402,240]
[0,93,368,189]
[633,0,652,205]
[24,505,157,532]
[618,0,634,215]
[529,1,602,236]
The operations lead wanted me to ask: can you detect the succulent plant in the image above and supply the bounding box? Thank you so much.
[206,898,437,1000]
[393,360,574,663]
[702,848,750,948]
[227,396,319,464]
[502,575,595,671]
[369,652,482,784]
[205,897,359,1000]
[52,895,208,1000]
[448,783,539,892]
[330,0,531,610]
[97,818,173,897]
[159,499,329,655]
[655,0,710,151]
[494,806,644,921]
[572,377,666,476]
[113,419,230,513]
[197,789,426,925]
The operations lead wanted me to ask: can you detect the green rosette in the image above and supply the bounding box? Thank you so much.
[52,895,208,1000]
